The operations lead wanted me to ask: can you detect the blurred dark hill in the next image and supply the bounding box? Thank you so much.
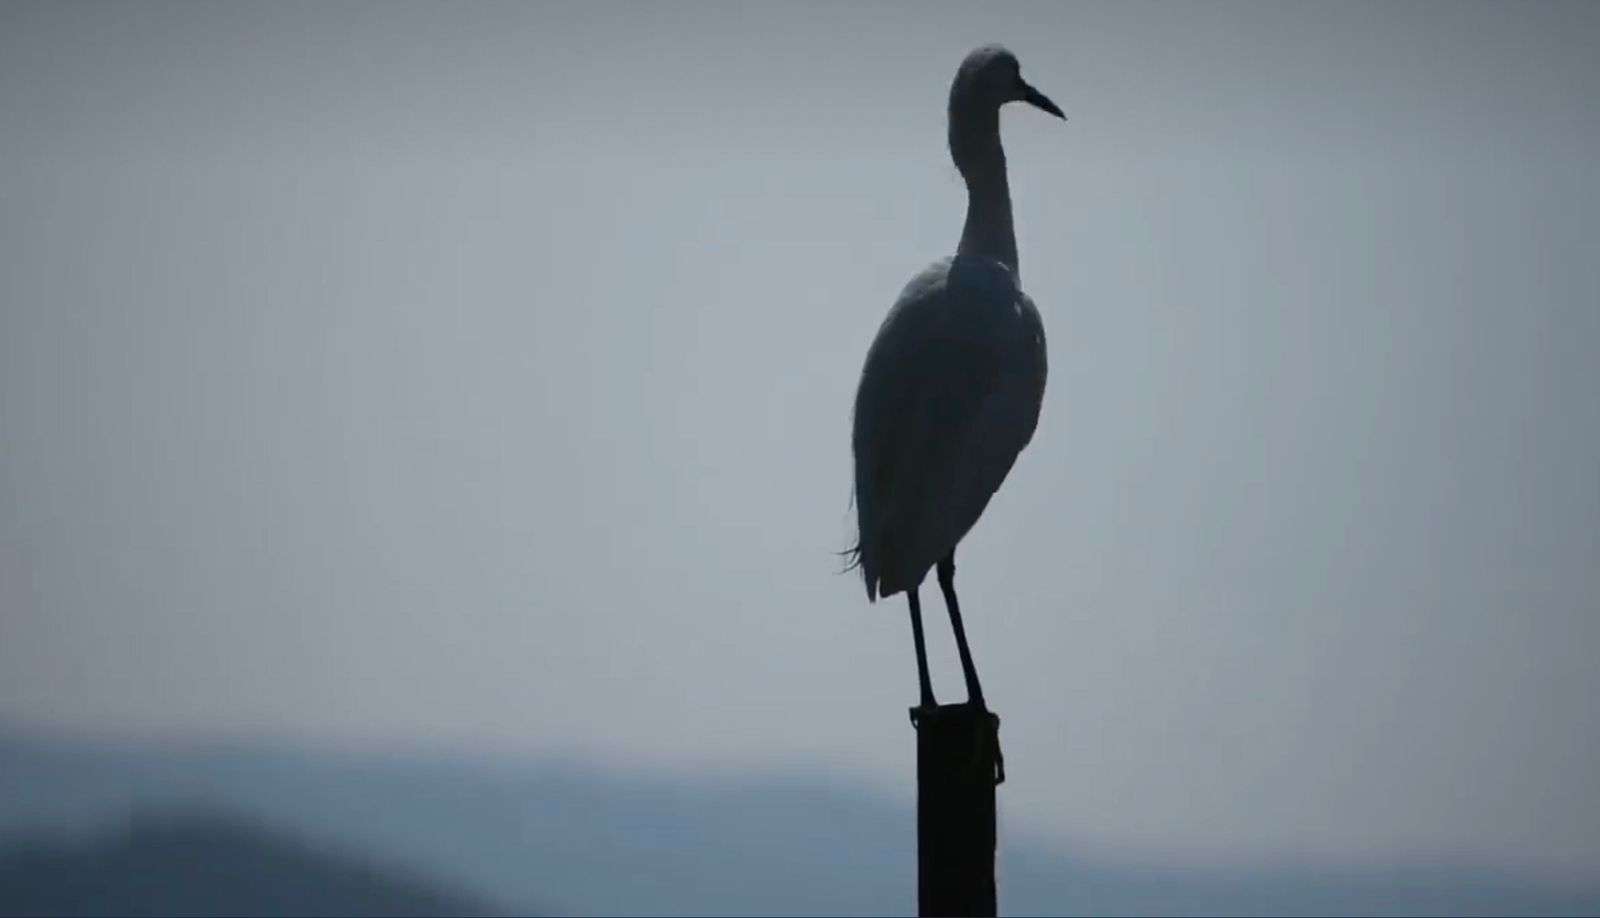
[0,810,496,917]
[2,726,1596,916]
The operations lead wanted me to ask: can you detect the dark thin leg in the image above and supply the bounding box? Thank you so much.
[907,589,936,708]
[938,553,985,708]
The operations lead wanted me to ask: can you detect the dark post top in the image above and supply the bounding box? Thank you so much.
[911,702,1003,917]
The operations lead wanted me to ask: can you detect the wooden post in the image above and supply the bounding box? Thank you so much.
[911,702,1004,917]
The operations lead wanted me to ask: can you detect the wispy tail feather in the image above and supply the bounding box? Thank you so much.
[837,540,879,601]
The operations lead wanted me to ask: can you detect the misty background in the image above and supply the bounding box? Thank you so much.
[2,1,1597,913]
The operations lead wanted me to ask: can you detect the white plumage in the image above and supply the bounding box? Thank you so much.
[850,45,1062,708]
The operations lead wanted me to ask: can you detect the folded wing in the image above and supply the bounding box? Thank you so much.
[852,257,1046,599]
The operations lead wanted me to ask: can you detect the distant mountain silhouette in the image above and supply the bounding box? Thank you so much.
[0,809,496,917]
[2,726,1596,916]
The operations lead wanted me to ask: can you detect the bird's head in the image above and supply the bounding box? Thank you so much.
[948,45,1064,121]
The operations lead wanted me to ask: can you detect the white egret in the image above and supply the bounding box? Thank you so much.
[850,45,1062,709]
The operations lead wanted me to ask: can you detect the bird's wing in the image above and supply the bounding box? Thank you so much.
[852,257,1044,596]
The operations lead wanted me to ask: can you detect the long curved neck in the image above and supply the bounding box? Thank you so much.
[950,105,1017,275]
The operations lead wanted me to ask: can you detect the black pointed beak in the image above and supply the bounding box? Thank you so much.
[1021,82,1065,120]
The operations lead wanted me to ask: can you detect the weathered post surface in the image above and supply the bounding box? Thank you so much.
[911,702,1004,917]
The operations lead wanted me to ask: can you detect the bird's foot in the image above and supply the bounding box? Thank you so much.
[965,682,987,713]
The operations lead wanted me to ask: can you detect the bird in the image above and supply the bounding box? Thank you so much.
[849,45,1061,711]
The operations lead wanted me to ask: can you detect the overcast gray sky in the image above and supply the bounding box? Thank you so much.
[2,0,1597,883]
